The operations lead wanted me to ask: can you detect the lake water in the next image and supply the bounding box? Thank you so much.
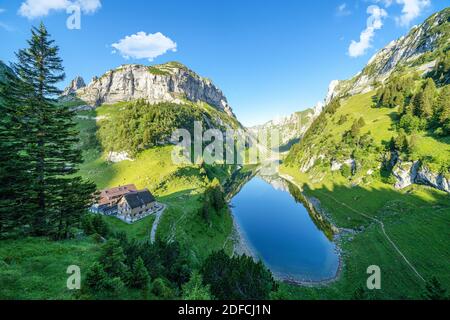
[230,175,339,282]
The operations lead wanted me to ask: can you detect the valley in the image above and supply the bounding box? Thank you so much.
[1,5,449,301]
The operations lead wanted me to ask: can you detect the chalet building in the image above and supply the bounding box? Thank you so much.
[90,184,163,223]
[98,184,137,207]
[90,184,137,215]
[117,189,159,222]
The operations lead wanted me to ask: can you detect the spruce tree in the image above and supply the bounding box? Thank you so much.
[182,271,213,300]
[85,262,108,293]
[130,257,150,289]
[10,23,95,237]
[210,178,226,212]
[413,79,436,119]
[436,85,450,134]
[99,239,129,279]
[0,65,36,237]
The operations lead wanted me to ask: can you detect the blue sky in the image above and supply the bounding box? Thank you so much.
[0,0,449,126]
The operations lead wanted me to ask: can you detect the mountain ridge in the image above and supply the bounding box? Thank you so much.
[325,7,450,103]
[62,61,236,118]
[284,7,450,194]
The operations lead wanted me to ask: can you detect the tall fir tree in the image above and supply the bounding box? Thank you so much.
[0,64,37,237]
[2,23,95,238]
[413,78,436,119]
[435,85,450,134]
[130,257,150,290]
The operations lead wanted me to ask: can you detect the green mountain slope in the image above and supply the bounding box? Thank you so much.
[279,8,450,299]
[285,8,450,193]
[74,63,245,263]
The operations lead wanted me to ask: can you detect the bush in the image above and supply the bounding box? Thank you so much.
[341,164,352,178]
[129,257,150,289]
[399,113,426,133]
[151,278,175,299]
[201,250,277,300]
[181,271,213,300]
[337,114,348,125]
[82,214,110,237]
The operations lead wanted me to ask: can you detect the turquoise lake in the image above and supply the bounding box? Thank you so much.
[230,175,339,282]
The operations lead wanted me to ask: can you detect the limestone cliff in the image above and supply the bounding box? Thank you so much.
[62,61,235,118]
[325,8,450,102]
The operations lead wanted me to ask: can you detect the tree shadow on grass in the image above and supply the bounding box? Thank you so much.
[301,181,450,230]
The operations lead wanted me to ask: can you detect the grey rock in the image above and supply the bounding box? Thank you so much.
[393,160,449,193]
[416,165,450,193]
[392,160,420,189]
[63,63,235,118]
[62,76,86,96]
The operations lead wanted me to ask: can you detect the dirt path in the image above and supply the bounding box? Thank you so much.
[150,204,167,243]
[315,190,426,283]
[166,207,188,243]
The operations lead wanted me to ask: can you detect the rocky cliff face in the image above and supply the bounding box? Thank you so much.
[62,62,235,118]
[392,160,449,193]
[325,8,450,102]
[62,76,86,97]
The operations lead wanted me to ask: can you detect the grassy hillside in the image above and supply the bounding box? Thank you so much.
[279,166,450,299]
[280,54,450,299]
[0,98,242,299]
[0,237,100,299]
[76,100,238,256]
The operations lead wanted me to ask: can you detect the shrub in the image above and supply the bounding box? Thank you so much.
[399,113,426,133]
[181,271,213,300]
[341,164,352,178]
[201,250,277,300]
[151,278,175,299]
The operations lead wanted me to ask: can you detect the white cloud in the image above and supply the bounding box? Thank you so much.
[395,0,431,27]
[0,8,12,31]
[18,0,101,19]
[374,0,393,7]
[348,5,387,58]
[76,0,101,14]
[111,32,177,61]
[337,3,351,16]
[0,22,14,31]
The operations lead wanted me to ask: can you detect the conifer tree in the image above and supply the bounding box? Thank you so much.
[182,271,213,300]
[99,239,129,279]
[435,85,450,134]
[7,23,95,237]
[85,262,108,293]
[413,79,436,119]
[210,178,226,212]
[130,257,150,289]
[0,65,36,237]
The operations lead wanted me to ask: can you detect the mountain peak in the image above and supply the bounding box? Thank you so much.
[62,76,86,96]
[325,7,450,103]
[62,62,235,117]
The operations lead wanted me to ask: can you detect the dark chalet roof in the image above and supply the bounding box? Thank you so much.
[123,189,156,209]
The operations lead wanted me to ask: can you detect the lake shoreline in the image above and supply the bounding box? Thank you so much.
[229,173,343,287]
[278,173,344,286]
